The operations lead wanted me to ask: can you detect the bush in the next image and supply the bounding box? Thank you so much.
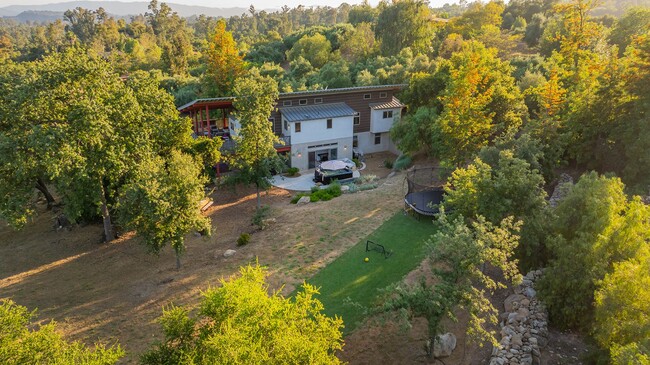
[285,167,299,176]
[237,233,251,246]
[356,174,377,184]
[357,183,378,191]
[251,205,271,229]
[383,159,394,169]
[290,193,309,204]
[352,158,360,167]
[393,154,412,170]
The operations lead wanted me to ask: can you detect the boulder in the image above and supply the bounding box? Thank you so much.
[297,196,311,205]
[433,332,457,358]
[524,287,537,299]
[505,294,526,312]
[341,185,350,192]
[223,249,236,258]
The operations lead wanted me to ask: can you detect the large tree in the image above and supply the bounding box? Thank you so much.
[203,19,246,97]
[375,0,435,56]
[538,172,650,330]
[435,41,526,165]
[231,71,281,210]
[141,264,344,364]
[0,49,207,255]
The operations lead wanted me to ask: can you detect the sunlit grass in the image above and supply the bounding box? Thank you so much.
[305,212,436,334]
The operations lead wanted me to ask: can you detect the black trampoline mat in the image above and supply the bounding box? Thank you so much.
[404,189,445,216]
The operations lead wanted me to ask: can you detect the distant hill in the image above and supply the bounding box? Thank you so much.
[0,1,249,19]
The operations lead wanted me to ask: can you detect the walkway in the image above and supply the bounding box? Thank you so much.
[271,169,361,192]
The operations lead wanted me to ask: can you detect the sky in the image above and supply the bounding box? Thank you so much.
[0,0,460,10]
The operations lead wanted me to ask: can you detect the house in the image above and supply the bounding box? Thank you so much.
[177,84,406,171]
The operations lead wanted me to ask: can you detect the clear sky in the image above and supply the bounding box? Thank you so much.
[0,0,460,10]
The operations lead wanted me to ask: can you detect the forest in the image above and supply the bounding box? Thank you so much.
[1,0,649,363]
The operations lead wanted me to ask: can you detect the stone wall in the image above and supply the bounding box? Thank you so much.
[489,270,548,365]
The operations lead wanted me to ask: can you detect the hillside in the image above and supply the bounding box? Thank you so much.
[0,1,249,18]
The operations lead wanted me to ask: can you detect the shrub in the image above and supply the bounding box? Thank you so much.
[251,205,271,229]
[291,193,309,204]
[393,154,412,170]
[356,174,377,184]
[237,233,251,246]
[358,183,378,191]
[383,159,394,169]
[311,186,320,193]
[286,167,299,176]
[352,158,360,167]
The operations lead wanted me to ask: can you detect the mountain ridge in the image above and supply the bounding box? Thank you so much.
[0,1,252,18]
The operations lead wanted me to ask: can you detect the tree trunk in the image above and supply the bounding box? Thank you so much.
[99,183,115,242]
[35,178,55,209]
[256,184,261,210]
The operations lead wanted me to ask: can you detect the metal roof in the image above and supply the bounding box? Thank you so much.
[278,84,407,98]
[177,84,408,112]
[279,102,356,122]
[369,96,405,110]
[177,97,234,112]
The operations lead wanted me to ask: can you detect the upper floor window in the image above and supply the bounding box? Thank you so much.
[295,122,301,133]
[326,119,332,129]
[314,98,323,104]
[353,112,360,125]
[283,100,292,106]
[380,92,388,98]
[363,93,371,99]
[383,110,393,119]
[299,99,307,105]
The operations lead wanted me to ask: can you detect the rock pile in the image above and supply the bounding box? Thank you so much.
[549,173,573,208]
[489,270,548,365]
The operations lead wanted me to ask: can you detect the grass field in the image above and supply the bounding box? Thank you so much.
[305,212,437,334]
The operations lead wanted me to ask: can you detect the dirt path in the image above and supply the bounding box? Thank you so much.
[0,152,406,363]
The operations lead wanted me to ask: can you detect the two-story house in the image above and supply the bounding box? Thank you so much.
[178,84,406,171]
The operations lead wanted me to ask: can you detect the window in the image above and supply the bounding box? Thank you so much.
[299,99,307,105]
[295,122,301,132]
[374,133,381,145]
[283,100,292,106]
[284,120,288,131]
[380,92,387,98]
[353,135,358,148]
[314,98,323,104]
[353,112,360,125]
[363,93,371,99]
[383,110,393,119]
[326,119,332,129]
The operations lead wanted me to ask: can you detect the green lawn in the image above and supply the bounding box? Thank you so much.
[305,212,436,334]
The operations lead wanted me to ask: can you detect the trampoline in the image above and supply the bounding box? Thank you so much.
[404,167,452,217]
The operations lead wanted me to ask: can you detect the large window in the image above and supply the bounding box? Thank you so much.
[326,119,332,129]
[295,122,301,132]
[353,112,360,125]
[374,133,381,145]
[383,110,393,119]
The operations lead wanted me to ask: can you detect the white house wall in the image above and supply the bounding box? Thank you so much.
[290,137,353,171]
[370,108,401,134]
[289,116,354,145]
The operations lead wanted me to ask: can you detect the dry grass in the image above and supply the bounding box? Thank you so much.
[0,152,403,363]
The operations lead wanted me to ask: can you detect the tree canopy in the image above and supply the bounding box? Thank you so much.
[141,264,344,365]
